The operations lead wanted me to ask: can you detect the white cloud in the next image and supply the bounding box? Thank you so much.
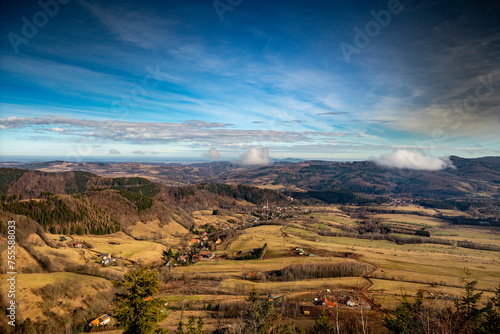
[373,149,454,171]
[240,147,270,165]
[206,147,220,160]
[0,116,347,146]
[109,149,121,155]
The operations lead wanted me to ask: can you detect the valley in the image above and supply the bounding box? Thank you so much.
[0,159,499,333]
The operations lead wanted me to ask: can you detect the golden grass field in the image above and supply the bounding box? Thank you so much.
[2,204,499,331]
[219,276,368,295]
[0,272,112,321]
[74,231,167,263]
[191,209,253,227]
[432,226,500,246]
[373,204,439,215]
[371,213,446,227]
[5,230,168,272]
[127,218,188,245]
[170,210,500,308]
[174,255,362,277]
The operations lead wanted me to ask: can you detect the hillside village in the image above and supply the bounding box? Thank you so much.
[0,166,499,333]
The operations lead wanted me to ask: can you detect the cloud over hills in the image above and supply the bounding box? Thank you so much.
[373,149,455,171]
[206,147,220,160]
[240,147,270,165]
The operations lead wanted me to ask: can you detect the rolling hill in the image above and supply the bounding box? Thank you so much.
[2,156,499,200]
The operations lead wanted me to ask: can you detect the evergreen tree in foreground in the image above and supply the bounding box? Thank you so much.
[385,268,500,334]
[113,266,168,334]
[176,315,205,334]
[311,309,335,334]
[243,287,302,334]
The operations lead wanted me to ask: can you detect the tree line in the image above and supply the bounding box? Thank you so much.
[280,262,370,282]
[0,194,120,235]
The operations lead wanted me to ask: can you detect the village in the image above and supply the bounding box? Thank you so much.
[37,197,497,333]
[55,213,376,330]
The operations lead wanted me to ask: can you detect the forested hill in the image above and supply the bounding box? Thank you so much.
[0,168,288,236]
[3,156,499,200]
[0,168,161,198]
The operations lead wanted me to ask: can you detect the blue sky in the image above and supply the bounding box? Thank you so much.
[0,0,499,162]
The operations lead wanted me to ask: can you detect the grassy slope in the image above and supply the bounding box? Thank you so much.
[0,272,112,321]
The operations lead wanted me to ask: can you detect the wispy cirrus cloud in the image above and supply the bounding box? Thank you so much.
[0,116,348,146]
[1,0,498,160]
[317,111,348,116]
[80,2,180,50]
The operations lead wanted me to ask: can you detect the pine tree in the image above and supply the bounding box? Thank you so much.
[477,284,500,334]
[243,288,300,334]
[455,268,483,331]
[384,294,418,334]
[20,318,37,334]
[113,266,168,334]
[312,310,334,334]
[176,318,185,334]
[196,317,204,334]
[186,316,196,334]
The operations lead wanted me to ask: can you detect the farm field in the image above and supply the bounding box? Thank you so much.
[65,231,167,264]
[370,213,446,228]
[0,272,113,322]
[173,208,500,304]
[127,218,189,244]
[2,203,499,333]
[432,226,500,245]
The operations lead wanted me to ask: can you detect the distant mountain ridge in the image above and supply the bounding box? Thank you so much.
[1,156,499,200]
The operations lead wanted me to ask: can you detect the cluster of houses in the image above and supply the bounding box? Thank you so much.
[301,293,361,316]
[190,234,222,246]
[314,294,335,307]
[89,314,111,327]
[246,217,261,224]
[100,252,116,266]
[389,196,414,207]
[294,247,314,256]
[311,291,361,309]
[192,251,215,262]
[176,250,216,264]
[171,227,224,265]
[59,236,93,249]
[253,206,299,220]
